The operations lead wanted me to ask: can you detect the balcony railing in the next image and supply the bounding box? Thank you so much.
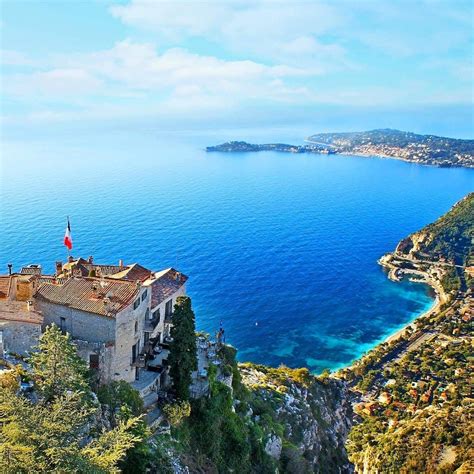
[131,354,146,368]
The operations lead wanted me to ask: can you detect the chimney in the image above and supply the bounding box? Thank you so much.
[55,261,63,276]
[119,259,124,268]
[7,264,12,275]
[88,256,94,264]
[68,256,74,263]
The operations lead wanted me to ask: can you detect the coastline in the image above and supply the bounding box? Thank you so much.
[382,286,440,344]
[332,151,473,169]
[379,254,447,344]
[207,141,474,169]
[338,252,448,374]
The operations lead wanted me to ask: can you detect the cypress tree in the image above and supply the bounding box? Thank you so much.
[168,296,198,400]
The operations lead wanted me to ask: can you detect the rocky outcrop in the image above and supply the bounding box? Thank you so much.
[240,364,354,473]
[265,434,283,459]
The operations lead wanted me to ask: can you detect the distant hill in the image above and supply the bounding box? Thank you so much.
[207,129,474,168]
[307,129,474,168]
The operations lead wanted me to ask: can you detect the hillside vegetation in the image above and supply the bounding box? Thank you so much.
[344,192,474,473]
[170,347,353,473]
[398,193,474,266]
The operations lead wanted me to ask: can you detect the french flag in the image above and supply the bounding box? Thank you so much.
[64,218,73,250]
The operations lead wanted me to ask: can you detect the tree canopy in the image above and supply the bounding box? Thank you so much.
[0,324,143,473]
[29,324,90,402]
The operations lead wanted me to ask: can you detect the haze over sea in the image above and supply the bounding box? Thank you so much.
[1,126,473,373]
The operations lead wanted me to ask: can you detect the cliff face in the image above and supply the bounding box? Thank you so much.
[240,364,354,473]
[168,360,354,473]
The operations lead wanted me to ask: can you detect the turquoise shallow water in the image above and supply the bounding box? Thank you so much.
[1,127,472,372]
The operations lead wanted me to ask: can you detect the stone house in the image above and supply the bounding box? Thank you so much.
[1,258,188,401]
[0,273,43,356]
[33,258,188,390]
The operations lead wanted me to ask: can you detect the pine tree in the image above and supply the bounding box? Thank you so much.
[0,323,144,473]
[29,323,90,402]
[168,296,198,400]
[0,389,141,473]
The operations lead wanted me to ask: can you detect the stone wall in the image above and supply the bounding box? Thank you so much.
[35,301,115,343]
[35,284,168,384]
[0,319,41,356]
[74,339,115,385]
[112,286,150,383]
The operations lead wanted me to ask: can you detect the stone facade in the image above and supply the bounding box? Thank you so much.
[35,301,115,343]
[148,284,186,342]
[1,259,188,390]
[0,301,43,356]
[111,286,149,383]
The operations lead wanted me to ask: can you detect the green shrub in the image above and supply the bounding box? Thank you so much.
[163,400,191,427]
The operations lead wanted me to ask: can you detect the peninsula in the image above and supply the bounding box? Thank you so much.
[207,129,474,168]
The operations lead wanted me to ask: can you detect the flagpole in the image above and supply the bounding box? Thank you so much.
[66,216,71,260]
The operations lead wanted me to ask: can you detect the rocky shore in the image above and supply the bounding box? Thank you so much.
[377,252,448,344]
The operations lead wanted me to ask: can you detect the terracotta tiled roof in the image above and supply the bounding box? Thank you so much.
[35,277,139,317]
[108,263,152,282]
[20,266,42,276]
[0,276,12,299]
[151,268,188,308]
[62,258,150,281]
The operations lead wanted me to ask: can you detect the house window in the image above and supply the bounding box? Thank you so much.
[89,354,99,369]
[153,309,160,323]
[141,289,148,301]
[144,331,150,346]
[60,317,66,333]
[134,321,138,333]
[145,308,150,319]
[133,299,140,310]
[131,342,138,364]
[165,299,173,317]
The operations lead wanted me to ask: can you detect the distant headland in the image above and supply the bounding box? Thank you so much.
[207,129,474,168]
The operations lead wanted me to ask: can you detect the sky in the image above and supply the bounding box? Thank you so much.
[1,0,473,136]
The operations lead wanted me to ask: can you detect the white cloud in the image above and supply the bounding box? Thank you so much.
[2,1,472,125]
[110,0,350,71]
[2,40,313,111]
[5,68,103,97]
[110,0,471,61]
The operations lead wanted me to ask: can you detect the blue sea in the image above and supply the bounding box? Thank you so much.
[1,126,473,373]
